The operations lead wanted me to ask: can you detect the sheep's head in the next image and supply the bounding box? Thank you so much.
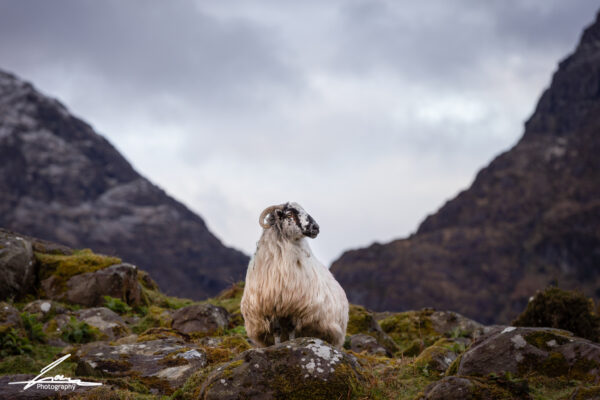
[259,202,320,240]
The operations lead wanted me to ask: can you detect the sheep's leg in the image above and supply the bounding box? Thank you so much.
[289,330,295,340]
[272,318,282,345]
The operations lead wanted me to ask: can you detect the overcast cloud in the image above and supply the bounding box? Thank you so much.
[0,0,597,264]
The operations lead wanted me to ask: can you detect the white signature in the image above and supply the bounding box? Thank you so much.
[8,354,102,391]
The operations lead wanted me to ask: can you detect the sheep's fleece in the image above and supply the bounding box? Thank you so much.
[241,202,349,348]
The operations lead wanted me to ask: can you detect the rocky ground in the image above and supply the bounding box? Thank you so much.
[2,229,600,399]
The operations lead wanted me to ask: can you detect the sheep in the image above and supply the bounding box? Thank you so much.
[240,202,349,348]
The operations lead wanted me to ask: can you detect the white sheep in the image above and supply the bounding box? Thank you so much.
[240,202,349,348]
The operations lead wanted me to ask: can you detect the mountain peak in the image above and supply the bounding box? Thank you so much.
[0,69,249,299]
[331,13,600,324]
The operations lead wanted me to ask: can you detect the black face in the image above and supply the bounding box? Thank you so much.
[279,202,320,239]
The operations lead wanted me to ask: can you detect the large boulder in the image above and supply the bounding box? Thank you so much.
[455,326,600,380]
[198,337,365,399]
[171,304,229,336]
[75,337,207,394]
[0,232,35,300]
[43,263,143,307]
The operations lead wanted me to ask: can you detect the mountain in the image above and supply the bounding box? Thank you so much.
[0,69,249,299]
[331,12,600,324]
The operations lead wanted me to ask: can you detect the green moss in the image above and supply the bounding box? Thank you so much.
[104,296,133,315]
[137,327,187,342]
[61,316,100,343]
[36,249,121,282]
[524,331,570,351]
[569,386,600,400]
[0,345,76,375]
[378,310,438,356]
[570,358,600,382]
[132,305,173,334]
[172,366,217,400]
[20,312,46,342]
[513,287,600,342]
[0,325,32,356]
[347,305,376,335]
[445,354,462,376]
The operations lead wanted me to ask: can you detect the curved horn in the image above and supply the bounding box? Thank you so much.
[259,204,284,229]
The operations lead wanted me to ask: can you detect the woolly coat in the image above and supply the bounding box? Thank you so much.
[240,228,349,348]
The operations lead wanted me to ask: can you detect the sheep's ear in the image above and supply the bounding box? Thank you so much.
[275,209,284,219]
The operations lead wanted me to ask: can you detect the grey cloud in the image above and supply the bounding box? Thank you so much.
[0,0,299,110]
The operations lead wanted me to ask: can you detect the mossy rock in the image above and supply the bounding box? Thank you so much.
[458,326,600,381]
[197,338,365,399]
[513,287,600,342]
[415,338,459,373]
[346,305,399,355]
[379,309,439,356]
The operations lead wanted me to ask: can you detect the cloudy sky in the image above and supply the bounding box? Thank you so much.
[0,0,597,264]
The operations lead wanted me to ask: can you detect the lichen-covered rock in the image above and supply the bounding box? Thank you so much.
[171,304,229,336]
[198,337,365,399]
[456,326,600,380]
[23,299,66,317]
[420,376,530,400]
[75,337,207,394]
[0,301,21,328]
[75,307,129,340]
[43,263,144,307]
[0,232,35,300]
[348,333,390,357]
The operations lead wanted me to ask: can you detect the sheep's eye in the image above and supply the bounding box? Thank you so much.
[286,211,294,218]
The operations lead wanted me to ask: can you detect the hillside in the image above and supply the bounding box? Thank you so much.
[331,12,600,324]
[0,71,249,299]
[3,228,600,399]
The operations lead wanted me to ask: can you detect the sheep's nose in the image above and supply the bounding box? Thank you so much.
[311,223,320,235]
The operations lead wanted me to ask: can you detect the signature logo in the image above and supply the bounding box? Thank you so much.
[8,354,102,391]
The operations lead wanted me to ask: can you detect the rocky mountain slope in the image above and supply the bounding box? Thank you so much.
[0,71,248,299]
[331,12,600,324]
[3,228,600,399]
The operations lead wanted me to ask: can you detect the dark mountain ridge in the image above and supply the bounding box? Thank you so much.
[0,69,249,299]
[331,12,600,324]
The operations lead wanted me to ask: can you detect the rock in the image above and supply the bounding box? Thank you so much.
[414,338,459,373]
[456,326,600,380]
[347,305,399,355]
[199,337,365,400]
[0,373,100,399]
[171,304,229,336]
[348,334,390,357]
[420,376,530,400]
[75,338,207,394]
[23,300,66,317]
[43,263,143,307]
[75,307,129,340]
[0,232,35,300]
[0,301,21,328]
[429,310,487,339]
